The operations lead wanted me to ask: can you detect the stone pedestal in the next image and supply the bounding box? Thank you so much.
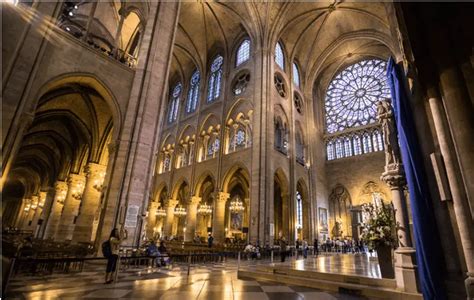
[163,199,178,238]
[73,163,106,243]
[213,192,229,244]
[56,174,85,241]
[394,247,418,293]
[184,196,201,241]
[44,181,68,239]
[381,164,419,293]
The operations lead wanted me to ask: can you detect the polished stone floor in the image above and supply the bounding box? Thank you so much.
[274,253,382,278]
[6,256,371,299]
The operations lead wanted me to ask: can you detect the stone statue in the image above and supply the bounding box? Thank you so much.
[377,99,401,166]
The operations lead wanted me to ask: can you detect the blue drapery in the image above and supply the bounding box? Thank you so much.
[386,57,446,299]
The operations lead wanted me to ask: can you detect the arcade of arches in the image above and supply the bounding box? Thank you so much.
[2,1,473,299]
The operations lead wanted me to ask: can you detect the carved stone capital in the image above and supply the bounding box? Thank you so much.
[188,196,201,206]
[216,192,230,203]
[381,165,407,189]
[164,199,179,208]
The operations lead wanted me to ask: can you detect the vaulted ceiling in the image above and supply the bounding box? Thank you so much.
[171,1,396,92]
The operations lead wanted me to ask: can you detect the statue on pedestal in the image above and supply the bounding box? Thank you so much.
[377,99,401,167]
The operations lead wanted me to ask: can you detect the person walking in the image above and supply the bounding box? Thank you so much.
[279,237,288,262]
[104,228,126,284]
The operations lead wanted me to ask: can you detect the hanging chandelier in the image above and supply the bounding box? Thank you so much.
[229,196,245,213]
[198,203,213,215]
[156,207,166,218]
[174,205,187,217]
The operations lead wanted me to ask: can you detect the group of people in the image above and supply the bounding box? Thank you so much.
[322,237,366,253]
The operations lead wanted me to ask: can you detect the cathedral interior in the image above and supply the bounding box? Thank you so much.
[1,1,473,299]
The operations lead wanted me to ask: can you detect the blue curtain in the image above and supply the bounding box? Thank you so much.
[386,57,446,299]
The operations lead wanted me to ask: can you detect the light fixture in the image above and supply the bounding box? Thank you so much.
[156,207,166,218]
[174,205,187,217]
[69,11,74,17]
[198,203,212,215]
[93,172,106,192]
[24,204,31,212]
[229,196,245,213]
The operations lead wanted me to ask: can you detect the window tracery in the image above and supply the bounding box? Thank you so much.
[168,83,182,123]
[207,55,224,102]
[232,72,251,96]
[236,39,250,67]
[294,92,303,114]
[187,71,200,113]
[325,59,390,134]
[274,73,287,98]
[274,118,288,155]
[324,59,389,160]
[296,131,305,165]
[275,42,284,69]
[293,62,300,87]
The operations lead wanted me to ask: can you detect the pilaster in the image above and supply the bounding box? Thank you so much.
[56,174,85,241]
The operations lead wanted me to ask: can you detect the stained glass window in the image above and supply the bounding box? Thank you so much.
[207,55,223,102]
[168,83,182,123]
[335,138,344,159]
[207,138,220,157]
[296,133,304,164]
[372,130,384,152]
[236,39,250,67]
[186,70,200,113]
[275,42,284,69]
[325,59,390,134]
[343,137,352,157]
[293,62,300,87]
[362,132,372,153]
[327,140,335,161]
[236,129,245,146]
[296,191,303,229]
[353,135,362,155]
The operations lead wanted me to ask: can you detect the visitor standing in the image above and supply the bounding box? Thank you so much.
[314,238,319,256]
[302,239,308,259]
[208,234,214,248]
[279,237,288,262]
[104,227,126,284]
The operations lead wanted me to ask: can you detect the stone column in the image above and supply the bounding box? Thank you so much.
[213,192,229,244]
[38,187,56,239]
[14,199,27,228]
[112,8,126,57]
[44,181,67,239]
[146,201,159,238]
[19,198,32,229]
[73,163,106,243]
[185,196,201,242]
[381,165,418,292]
[31,192,46,236]
[428,93,474,296]
[378,99,418,292]
[25,196,39,231]
[163,199,178,238]
[56,174,85,241]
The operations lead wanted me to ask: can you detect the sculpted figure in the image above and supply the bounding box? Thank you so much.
[377,99,401,166]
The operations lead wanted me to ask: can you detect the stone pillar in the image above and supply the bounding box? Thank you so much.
[73,163,106,243]
[428,94,474,297]
[381,165,418,292]
[19,198,32,229]
[14,199,27,228]
[38,187,56,239]
[44,181,67,239]
[146,201,159,238]
[26,196,39,231]
[163,199,178,238]
[213,192,229,244]
[56,174,85,241]
[112,8,126,57]
[185,196,201,242]
[31,192,46,236]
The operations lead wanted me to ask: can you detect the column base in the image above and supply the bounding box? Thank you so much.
[394,247,419,293]
[465,272,474,300]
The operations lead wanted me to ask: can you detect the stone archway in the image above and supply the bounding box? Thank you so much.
[328,184,352,238]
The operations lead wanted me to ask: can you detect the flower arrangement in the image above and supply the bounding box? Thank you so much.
[360,202,397,250]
